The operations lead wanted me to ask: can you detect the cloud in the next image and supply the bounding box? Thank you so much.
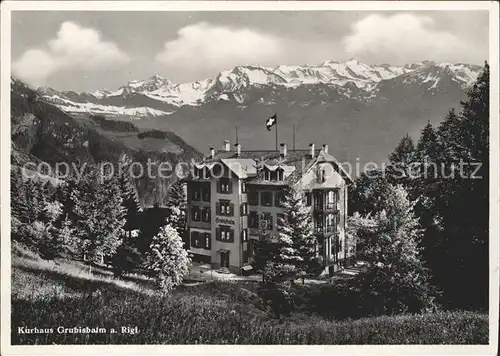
[13,21,130,85]
[342,13,482,65]
[155,22,282,75]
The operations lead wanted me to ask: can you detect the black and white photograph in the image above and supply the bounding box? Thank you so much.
[0,1,498,353]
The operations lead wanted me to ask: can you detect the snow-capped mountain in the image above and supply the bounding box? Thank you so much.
[36,59,482,119]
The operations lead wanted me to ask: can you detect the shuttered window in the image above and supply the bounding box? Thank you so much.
[191,188,201,201]
[261,192,273,207]
[217,200,234,216]
[202,207,211,222]
[191,231,202,248]
[203,233,211,250]
[216,226,234,243]
[218,178,232,194]
[191,206,200,221]
[202,184,211,202]
[305,192,312,206]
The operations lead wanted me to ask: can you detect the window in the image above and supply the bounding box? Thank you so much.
[327,190,339,209]
[248,190,259,205]
[316,213,324,233]
[241,229,248,242]
[218,178,232,194]
[201,167,209,179]
[249,211,259,228]
[216,201,234,216]
[261,212,273,230]
[202,207,211,222]
[317,167,326,183]
[277,169,284,181]
[191,231,202,248]
[202,184,211,202]
[203,233,211,250]
[326,213,334,233]
[261,191,273,207]
[191,206,200,222]
[241,181,247,193]
[264,169,271,181]
[194,167,200,179]
[305,192,312,206]
[241,203,248,216]
[191,188,200,201]
[314,191,323,210]
[274,191,285,207]
[216,226,234,242]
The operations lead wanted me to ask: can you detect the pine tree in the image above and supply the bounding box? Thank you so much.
[387,134,417,186]
[166,179,186,209]
[416,122,440,163]
[437,108,461,161]
[19,179,47,224]
[118,155,142,234]
[73,167,126,261]
[267,186,317,283]
[145,224,191,292]
[165,180,187,240]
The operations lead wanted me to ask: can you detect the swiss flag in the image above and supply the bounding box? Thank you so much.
[266,113,277,131]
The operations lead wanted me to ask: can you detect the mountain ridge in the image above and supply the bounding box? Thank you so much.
[32,59,482,119]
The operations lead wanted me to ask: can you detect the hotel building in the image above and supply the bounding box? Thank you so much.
[185,140,354,275]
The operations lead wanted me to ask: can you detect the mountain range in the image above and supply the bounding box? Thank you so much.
[34,59,484,171]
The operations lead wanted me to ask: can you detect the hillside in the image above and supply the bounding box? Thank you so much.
[11,244,488,345]
[37,60,483,169]
[10,78,202,206]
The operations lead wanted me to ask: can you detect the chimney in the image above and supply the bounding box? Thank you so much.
[224,140,230,152]
[279,143,287,158]
[322,144,328,154]
[209,147,215,159]
[309,143,315,158]
[235,143,241,156]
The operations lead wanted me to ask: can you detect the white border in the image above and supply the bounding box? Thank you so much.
[1,1,498,356]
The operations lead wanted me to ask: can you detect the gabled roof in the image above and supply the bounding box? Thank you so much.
[221,158,257,179]
[314,150,354,184]
[190,148,353,184]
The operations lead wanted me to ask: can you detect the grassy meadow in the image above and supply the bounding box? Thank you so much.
[11,244,488,345]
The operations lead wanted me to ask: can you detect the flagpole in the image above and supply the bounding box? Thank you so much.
[293,122,296,151]
[236,125,239,144]
[275,114,278,151]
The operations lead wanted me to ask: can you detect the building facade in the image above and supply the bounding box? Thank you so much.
[185,140,354,275]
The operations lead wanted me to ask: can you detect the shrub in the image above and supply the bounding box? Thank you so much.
[257,281,295,318]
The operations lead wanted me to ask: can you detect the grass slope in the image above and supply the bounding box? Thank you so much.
[11,245,488,345]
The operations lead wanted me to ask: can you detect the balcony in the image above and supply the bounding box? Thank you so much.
[314,202,339,212]
[315,225,338,236]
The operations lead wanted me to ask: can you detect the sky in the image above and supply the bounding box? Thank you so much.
[11,10,489,92]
